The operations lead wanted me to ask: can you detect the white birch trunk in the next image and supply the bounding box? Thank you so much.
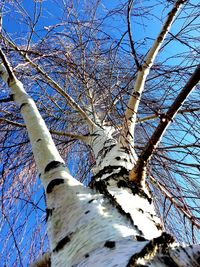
[1,60,200,267]
[121,0,186,146]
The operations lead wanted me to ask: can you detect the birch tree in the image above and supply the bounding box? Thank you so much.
[0,0,200,266]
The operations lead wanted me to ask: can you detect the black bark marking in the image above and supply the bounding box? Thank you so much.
[46,208,54,222]
[104,138,116,146]
[115,157,121,160]
[53,234,72,252]
[161,255,180,267]
[119,147,130,154]
[44,161,65,173]
[91,165,128,181]
[91,132,101,143]
[88,199,95,203]
[104,241,115,249]
[85,254,89,258]
[132,91,141,98]
[48,255,51,267]
[126,130,134,139]
[84,210,90,214]
[117,180,127,188]
[180,246,192,260]
[91,170,154,236]
[97,144,116,161]
[46,179,65,193]
[20,103,28,110]
[9,94,14,101]
[116,177,152,204]
[7,77,12,86]
[126,232,175,267]
[136,235,147,241]
[104,145,116,155]
[90,132,100,136]
[93,179,144,236]
[155,223,163,231]
[36,138,42,142]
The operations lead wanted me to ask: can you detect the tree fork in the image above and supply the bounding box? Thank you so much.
[129,64,200,183]
[122,0,187,144]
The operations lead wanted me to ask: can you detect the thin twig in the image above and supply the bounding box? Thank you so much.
[136,106,200,123]
[1,36,96,131]
[150,175,200,230]
[127,0,140,69]
[0,117,88,141]
[0,48,15,80]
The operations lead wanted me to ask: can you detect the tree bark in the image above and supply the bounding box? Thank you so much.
[1,43,200,267]
[121,0,187,145]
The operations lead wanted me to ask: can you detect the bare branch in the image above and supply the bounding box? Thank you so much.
[0,117,88,142]
[129,64,200,184]
[127,0,140,69]
[1,36,96,132]
[0,1,200,264]
[0,48,15,81]
[0,47,65,173]
[121,0,187,144]
[150,176,200,230]
[137,107,200,123]
[0,117,25,127]
[51,129,89,142]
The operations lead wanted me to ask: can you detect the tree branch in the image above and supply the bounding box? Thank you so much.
[0,47,65,173]
[0,48,15,81]
[1,36,96,132]
[121,0,187,145]
[129,64,200,184]
[150,176,200,230]
[29,252,51,267]
[0,117,88,142]
[127,0,140,69]
[0,95,13,102]
[136,106,200,124]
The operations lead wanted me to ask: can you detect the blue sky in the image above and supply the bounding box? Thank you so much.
[3,0,199,65]
[0,0,200,265]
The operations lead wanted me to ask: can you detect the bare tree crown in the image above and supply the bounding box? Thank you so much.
[0,0,199,266]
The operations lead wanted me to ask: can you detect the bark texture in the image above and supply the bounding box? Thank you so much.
[0,0,200,264]
[1,56,200,266]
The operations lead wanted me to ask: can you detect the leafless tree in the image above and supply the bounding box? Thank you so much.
[0,0,200,266]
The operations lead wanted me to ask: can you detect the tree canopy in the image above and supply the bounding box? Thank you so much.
[0,0,199,266]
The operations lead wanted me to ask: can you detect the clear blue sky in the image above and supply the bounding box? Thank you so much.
[1,0,199,265]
